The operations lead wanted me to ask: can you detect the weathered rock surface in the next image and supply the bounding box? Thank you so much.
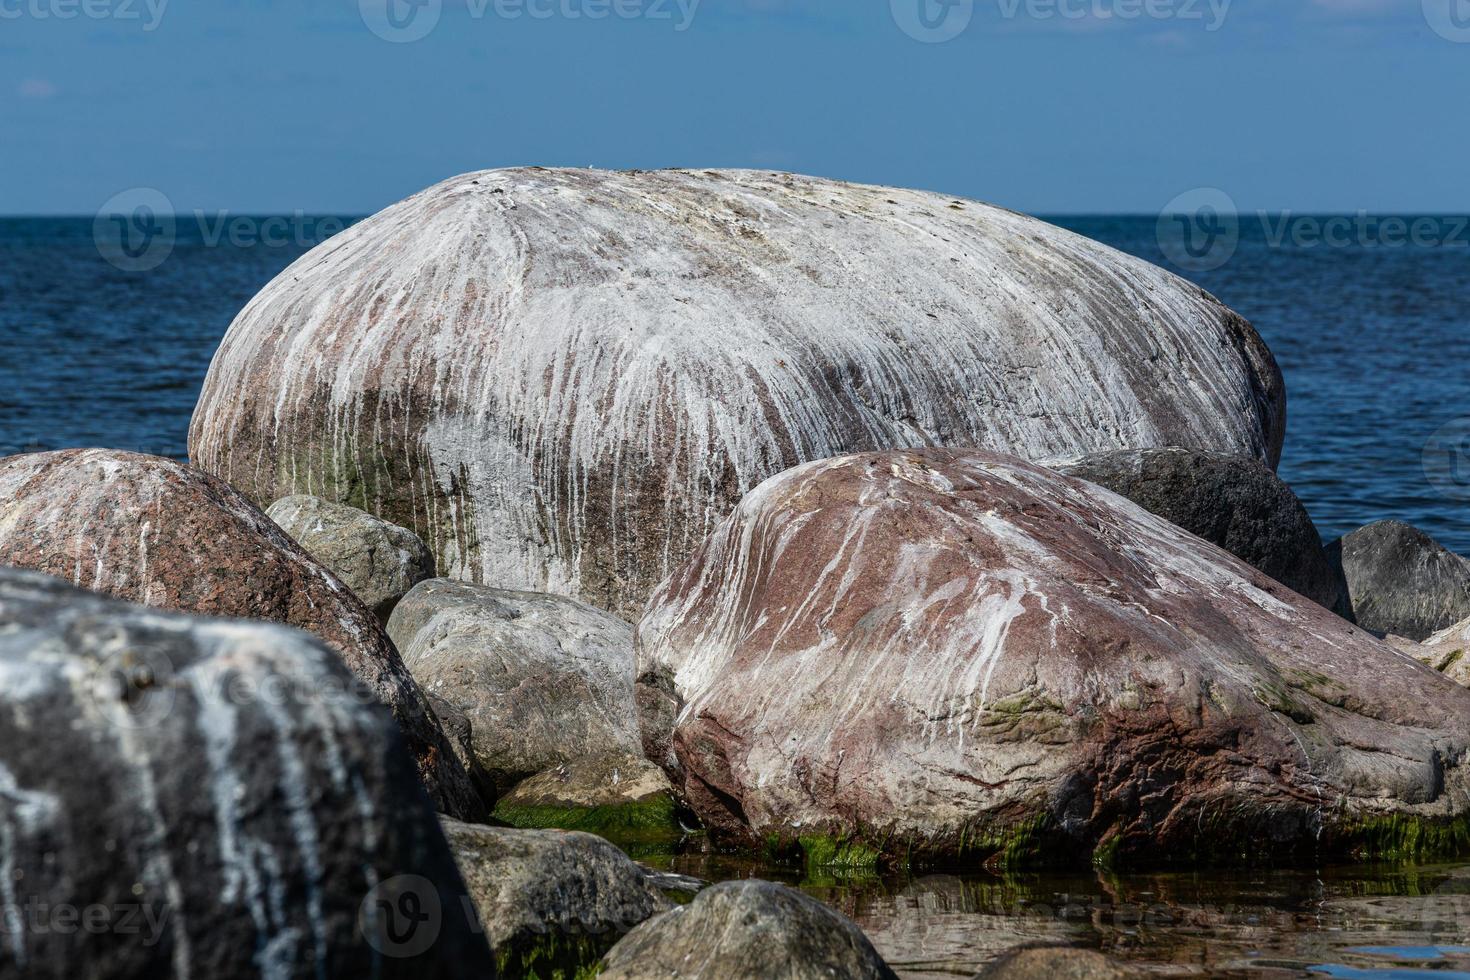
[0,568,493,979]
[440,817,669,976]
[1329,520,1470,641]
[267,494,435,623]
[189,167,1285,621]
[1389,616,1470,688]
[388,579,641,793]
[975,947,1142,980]
[1049,447,1340,609]
[599,879,897,980]
[0,449,483,821]
[493,754,680,846]
[639,450,1470,868]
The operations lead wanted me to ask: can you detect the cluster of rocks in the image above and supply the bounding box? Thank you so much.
[6,168,1470,978]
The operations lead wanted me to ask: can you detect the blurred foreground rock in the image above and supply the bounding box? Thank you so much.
[0,568,492,979]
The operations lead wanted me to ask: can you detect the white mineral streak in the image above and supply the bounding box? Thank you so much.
[0,761,61,968]
[190,168,1281,612]
[187,622,377,978]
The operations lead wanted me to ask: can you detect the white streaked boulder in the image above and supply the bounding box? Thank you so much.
[190,167,1284,619]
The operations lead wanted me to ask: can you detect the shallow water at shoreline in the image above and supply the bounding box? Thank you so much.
[658,854,1470,978]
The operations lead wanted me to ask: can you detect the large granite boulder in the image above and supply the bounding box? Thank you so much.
[598,879,897,980]
[266,494,436,623]
[1048,447,1340,609]
[387,580,642,793]
[638,450,1470,868]
[188,167,1285,620]
[440,817,669,977]
[0,568,493,979]
[1328,520,1470,641]
[0,449,483,821]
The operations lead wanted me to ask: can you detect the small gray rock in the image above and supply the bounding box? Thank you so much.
[975,947,1144,980]
[388,580,642,793]
[1328,520,1470,641]
[267,494,435,623]
[1049,447,1341,609]
[598,879,898,980]
[440,817,670,976]
[0,567,493,979]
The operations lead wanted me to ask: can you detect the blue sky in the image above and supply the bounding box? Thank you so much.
[3,0,1467,215]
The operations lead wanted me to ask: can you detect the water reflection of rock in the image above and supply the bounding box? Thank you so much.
[793,866,1470,980]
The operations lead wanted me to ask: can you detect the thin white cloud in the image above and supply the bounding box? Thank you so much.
[18,79,57,99]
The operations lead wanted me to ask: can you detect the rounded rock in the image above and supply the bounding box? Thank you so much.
[0,449,483,820]
[267,494,436,623]
[189,167,1285,620]
[639,450,1470,868]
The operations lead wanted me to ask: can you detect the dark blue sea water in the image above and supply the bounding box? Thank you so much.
[1,213,1467,554]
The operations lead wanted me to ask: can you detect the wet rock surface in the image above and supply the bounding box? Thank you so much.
[0,568,492,979]
[388,579,642,795]
[493,754,680,847]
[1049,447,1340,609]
[1329,519,1470,641]
[974,947,1143,979]
[440,817,669,976]
[266,494,435,623]
[599,879,898,980]
[639,450,1470,868]
[0,449,483,820]
[189,167,1284,621]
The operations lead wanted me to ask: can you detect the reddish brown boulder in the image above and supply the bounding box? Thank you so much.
[638,450,1470,868]
[0,449,484,820]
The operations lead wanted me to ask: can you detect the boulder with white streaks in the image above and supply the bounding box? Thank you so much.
[188,167,1285,620]
[1048,447,1341,610]
[0,568,493,979]
[637,450,1470,868]
[0,449,483,821]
